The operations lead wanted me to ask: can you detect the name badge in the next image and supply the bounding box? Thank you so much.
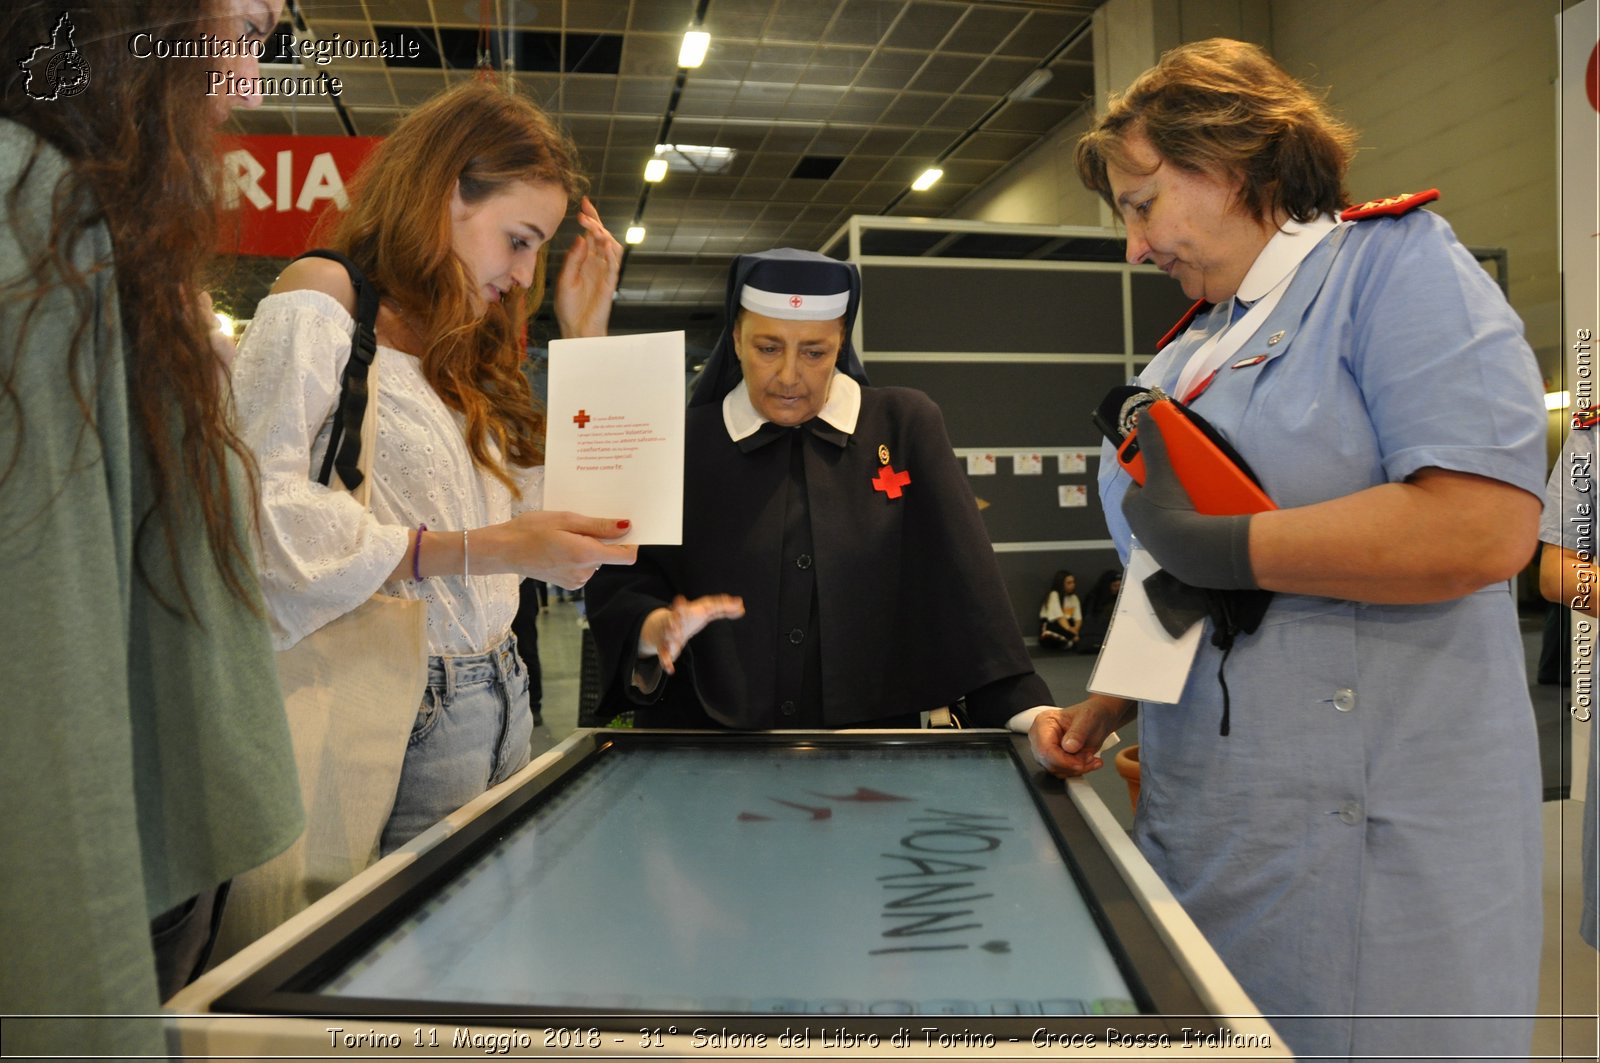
[1088,546,1203,705]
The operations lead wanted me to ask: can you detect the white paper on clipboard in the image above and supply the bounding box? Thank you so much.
[1088,546,1202,704]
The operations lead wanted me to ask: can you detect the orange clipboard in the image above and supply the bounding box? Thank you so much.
[1094,386,1276,516]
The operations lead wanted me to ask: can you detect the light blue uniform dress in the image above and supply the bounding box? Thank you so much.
[1100,207,1545,1060]
[1539,428,1600,950]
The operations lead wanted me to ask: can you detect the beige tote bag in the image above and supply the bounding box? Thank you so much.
[215,337,426,961]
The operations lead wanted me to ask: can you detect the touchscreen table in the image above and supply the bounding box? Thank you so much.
[322,741,1131,1014]
[204,731,1262,1049]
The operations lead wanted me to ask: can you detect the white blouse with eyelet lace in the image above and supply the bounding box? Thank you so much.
[232,289,543,655]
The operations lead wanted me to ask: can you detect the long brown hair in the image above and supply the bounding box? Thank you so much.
[321,80,586,484]
[1077,38,1355,225]
[1,0,260,612]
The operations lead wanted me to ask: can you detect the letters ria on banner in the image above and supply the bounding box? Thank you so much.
[219,134,380,258]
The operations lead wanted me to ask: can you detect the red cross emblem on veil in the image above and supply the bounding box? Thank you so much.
[789,295,804,308]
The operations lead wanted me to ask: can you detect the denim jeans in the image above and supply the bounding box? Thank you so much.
[380,632,533,855]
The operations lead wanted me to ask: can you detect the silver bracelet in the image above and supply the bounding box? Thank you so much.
[462,528,470,578]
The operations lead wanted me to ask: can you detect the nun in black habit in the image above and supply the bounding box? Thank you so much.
[586,248,1055,729]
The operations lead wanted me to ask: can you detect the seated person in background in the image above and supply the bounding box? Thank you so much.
[1037,570,1081,649]
[1075,568,1122,653]
[587,248,1056,729]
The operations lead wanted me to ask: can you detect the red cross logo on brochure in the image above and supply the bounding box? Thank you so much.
[573,409,591,428]
[871,464,911,499]
[789,295,804,308]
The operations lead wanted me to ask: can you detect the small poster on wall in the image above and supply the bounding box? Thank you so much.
[1058,452,1087,475]
[967,453,997,476]
[1058,485,1087,508]
[1013,453,1043,475]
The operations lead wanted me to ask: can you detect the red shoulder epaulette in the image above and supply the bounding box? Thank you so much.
[1155,298,1212,352]
[1339,188,1440,221]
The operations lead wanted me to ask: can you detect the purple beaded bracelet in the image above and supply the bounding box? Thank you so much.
[412,523,427,581]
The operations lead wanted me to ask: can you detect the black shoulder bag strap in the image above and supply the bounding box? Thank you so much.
[293,249,380,490]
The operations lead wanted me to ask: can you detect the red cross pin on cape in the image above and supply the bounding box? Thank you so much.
[872,442,910,499]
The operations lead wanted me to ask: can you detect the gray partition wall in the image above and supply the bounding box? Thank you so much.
[820,216,1195,643]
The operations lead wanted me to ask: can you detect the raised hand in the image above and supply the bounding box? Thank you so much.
[553,197,623,339]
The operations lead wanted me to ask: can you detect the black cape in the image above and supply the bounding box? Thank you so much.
[586,385,1052,729]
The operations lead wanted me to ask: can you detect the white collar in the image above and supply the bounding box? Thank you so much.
[722,372,862,442]
[1235,213,1341,304]
[1170,214,1341,401]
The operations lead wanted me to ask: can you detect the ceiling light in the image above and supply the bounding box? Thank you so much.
[625,225,646,245]
[1547,390,1572,411]
[911,167,943,192]
[678,30,710,68]
[643,157,669,183]
[654,143,736,175]
[1008,68,1053,101]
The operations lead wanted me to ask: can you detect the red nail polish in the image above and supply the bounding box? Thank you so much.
[617,519,631,529]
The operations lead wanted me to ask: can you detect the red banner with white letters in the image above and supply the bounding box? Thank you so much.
[218,134,382,258]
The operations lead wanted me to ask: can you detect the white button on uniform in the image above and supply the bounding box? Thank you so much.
[1333,688,1357,712]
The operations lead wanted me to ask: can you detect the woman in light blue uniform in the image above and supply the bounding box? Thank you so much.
[1539,428,1600,951]
[1029,40,1545,1061]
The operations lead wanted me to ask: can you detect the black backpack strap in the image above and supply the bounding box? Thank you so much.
[293,249,380,489]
